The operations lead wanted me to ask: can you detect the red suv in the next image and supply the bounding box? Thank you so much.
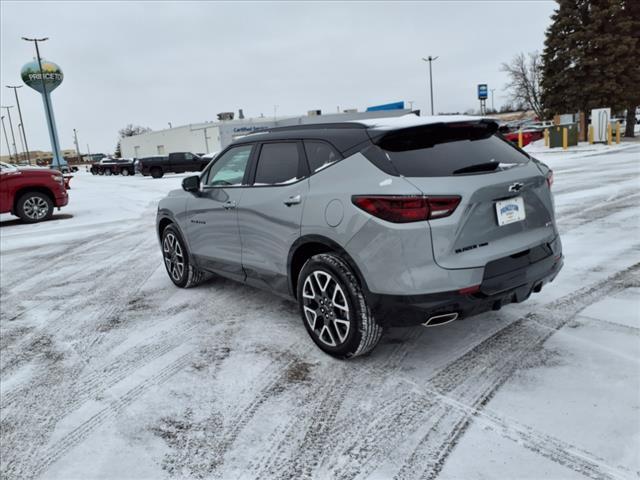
[0,162,69,223]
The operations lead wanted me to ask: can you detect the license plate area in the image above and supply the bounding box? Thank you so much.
[496,196,526,226]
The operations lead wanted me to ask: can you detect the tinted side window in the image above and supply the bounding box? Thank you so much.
[304,141,340,173]
[254,143,301,185]
[204,145,253,186]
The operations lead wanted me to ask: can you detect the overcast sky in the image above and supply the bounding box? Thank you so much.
[0,1,556,155]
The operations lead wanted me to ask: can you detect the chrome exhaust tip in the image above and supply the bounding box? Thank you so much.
[422,312,459,328]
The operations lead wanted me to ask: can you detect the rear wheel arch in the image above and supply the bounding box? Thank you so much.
[287,235,369,299]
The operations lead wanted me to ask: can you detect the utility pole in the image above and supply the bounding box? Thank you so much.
[491,89,496,112]
[73,128,81,163]
[1,116,13,161]
[274,105,278,122]
[22,37,64,170]
[6,85,30,164]
[1,106,19,160]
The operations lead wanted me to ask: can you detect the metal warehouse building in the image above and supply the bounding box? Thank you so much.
[120,106,414,159]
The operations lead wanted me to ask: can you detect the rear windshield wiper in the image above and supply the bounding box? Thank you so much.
[453,162,501,175]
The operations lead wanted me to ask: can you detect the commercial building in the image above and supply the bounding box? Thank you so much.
[120,105,414,159]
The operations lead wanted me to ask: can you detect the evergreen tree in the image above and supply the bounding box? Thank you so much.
[541,0,640,136]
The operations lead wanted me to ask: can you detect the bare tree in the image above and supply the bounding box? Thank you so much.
[115,124,152,156]
[501,52,544,119]
[118,124,152,138]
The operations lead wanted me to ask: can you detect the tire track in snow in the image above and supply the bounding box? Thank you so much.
[395,263,639,480]
[29,351,194,480]
[325,263,638,480]
[398,380,634,480]
[248,329,423,480]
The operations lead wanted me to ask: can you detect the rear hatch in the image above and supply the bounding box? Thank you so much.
[370,120,557,270]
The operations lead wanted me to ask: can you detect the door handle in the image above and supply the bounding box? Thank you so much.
[284,194,301,206]
[222,200,237,210]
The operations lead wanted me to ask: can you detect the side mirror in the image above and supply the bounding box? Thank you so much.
[182,175,200,193]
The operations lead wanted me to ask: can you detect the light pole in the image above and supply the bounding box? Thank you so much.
[17,123,26,157]
[1,116,13,161]
[22,36,64,170]
[73,128,81,162]
[491,89,496,112]
[6,85,30,163]
[421,56,438,115]
[1,106,19,160]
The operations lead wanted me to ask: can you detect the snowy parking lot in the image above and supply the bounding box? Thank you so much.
[1,144,639,480]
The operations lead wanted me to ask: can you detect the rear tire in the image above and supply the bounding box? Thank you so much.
[161,224,209,288]
[16,191,54,223]
[297,253,383,359]
[151,167,163,178]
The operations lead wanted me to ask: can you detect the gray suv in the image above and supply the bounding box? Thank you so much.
[156,116,563,358]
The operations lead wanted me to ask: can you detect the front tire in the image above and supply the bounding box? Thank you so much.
[297,253,383,359]
[16,191,54,223]
[161,225,208,288]
[151,167,163,178]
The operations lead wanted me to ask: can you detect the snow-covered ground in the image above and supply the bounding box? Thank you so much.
[1,146,639,480]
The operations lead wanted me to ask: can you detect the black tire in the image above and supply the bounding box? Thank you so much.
[151,167,163,179]
[161,224,209,288]
[16,191,54,223]
[91,169,97,175]
[297,253,383,359]
[105,169,112,176]
[98,170,104,175]
[121,169,130,176]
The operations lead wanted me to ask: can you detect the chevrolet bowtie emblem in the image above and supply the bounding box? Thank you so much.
[509,182,524,192]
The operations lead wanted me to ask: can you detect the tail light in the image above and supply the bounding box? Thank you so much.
[546,170,554,188]
[352,195,461,223]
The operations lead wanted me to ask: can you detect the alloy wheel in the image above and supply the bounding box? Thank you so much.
[163,233,185,282]
[302,270,350,347]
[23,196,49,220]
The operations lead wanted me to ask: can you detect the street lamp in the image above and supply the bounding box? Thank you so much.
[1,116,13,161]
[491,89,496,112]
[6,85,30,163]
[1,106,19,160]
[421,56,439,116]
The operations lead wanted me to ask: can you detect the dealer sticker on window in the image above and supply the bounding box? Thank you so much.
[496,196,526,226]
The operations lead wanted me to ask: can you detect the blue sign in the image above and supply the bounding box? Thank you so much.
[478,84,488,100]
[366,101,405,112]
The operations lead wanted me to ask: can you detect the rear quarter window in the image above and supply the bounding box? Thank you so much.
[365,122,530,177]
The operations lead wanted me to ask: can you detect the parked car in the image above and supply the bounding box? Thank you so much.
[156,116,563,358]
[0,161,69,222]
[139,152,209,178]
[90,158,135,176]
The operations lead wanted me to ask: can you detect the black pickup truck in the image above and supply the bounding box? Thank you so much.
[90,158,135,176]
[138,152,208,178]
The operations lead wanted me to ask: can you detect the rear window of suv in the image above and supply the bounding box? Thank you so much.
[364,121,530,177]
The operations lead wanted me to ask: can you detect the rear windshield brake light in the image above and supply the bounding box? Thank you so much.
[352,195,461,223]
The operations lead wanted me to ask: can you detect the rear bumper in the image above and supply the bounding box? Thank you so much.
[369,242,563,327]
